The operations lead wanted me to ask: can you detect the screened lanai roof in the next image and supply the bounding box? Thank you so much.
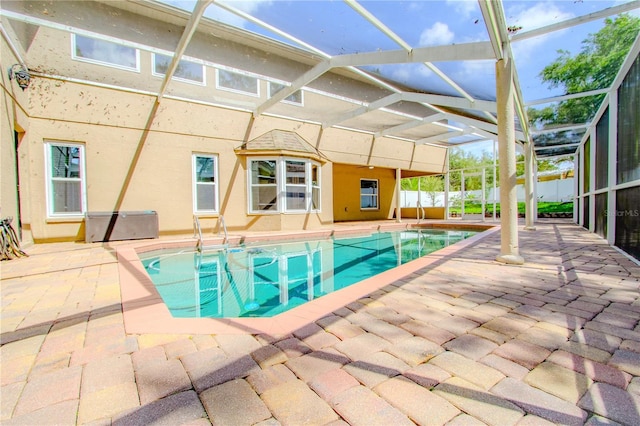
[2,0,639,158]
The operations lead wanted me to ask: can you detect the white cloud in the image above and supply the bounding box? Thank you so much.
[505,1,574,33]
[223,0,272,14]
[506,2,575,64]
[446,0,477,20]
[419,22,455,46]
[390,63,434,83]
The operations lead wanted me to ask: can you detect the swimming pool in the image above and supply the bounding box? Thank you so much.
[140,228,477,319]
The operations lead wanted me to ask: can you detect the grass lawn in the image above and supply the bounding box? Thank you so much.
[450,201,573,215]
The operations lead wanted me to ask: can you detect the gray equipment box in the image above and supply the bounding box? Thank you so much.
[85,211,159,243]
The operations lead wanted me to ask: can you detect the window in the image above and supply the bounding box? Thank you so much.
[250,160,278,212]
[268,82,304,105]
[45,142,86,217]
[311,164,320,210]
[248,158,321,214]
[193,154,219,213]
[216,69,259,96]
[360,179,379,210]
[285,160,306,210]
[153,53,205,84]
[72,34,139,71]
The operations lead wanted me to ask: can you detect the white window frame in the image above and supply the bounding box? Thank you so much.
[311,163,321,211]
[360,178,379,210]
[192,154,219,214]
[152,53,206,85]
[248,158,279,214]
[284,159,308,212]
[44,141,87,218]
[216,69,260,97]
[71,34,140,72]
[268,81,304,106]
[247,157,321,214]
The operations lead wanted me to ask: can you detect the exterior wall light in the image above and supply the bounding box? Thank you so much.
[8,64,31,91]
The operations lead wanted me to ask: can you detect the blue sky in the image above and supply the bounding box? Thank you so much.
[163,0,638,156]
[164,0,637,101]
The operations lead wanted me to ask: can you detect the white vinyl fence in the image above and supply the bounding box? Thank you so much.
[402,178,574,207]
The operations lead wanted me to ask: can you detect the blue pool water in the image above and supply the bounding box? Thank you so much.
[140,229,476,318]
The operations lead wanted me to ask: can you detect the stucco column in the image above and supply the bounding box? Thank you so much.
[396,168,402,223]
[496,58,524,265]
[524,141,536,230]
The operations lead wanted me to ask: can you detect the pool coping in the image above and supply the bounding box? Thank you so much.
[117,223,499,335]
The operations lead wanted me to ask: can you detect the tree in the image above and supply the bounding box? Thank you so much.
[448,147,494,191]
[514,154,570,178]
[529,14,640,128]
[421,176,444,207]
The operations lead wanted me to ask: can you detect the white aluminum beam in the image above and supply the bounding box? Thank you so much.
[0,21,27,69]
[254,61,332,117]
[479,0,505,60]
[345,0,479,102]
[532,124,589,135]
[416,130,468,145]
[402,92,497,113]
[158,0,212,101]
[329,43,495,68]
[534,142,581,150]
[611,31,640,89]
[344,0,412,51]
[322,93,403,128]
[512,1,640,42]
[423,62,475,102]
[526,88,610,106]
[215,0,330,59]
[375,113,446,137]
[448,137,492,146]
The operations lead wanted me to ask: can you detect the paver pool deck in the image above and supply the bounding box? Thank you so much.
[1,219,639,425]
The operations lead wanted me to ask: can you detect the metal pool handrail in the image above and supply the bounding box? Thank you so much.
[194,215,228,253]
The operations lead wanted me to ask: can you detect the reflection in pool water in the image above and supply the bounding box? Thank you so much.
[140,229,476,318]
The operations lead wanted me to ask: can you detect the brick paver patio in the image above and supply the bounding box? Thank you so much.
[1,219,639,425]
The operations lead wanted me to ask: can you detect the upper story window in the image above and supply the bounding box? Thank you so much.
[216,69,259,96]
[248,158,321,214]
[72,34,139,72]
[153,53,205,85]
[193,154,219,214]
[45,141,87,217]
[360,179,379,210]
[268,82,304,106]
